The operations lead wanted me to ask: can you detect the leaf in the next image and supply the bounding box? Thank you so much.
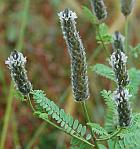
[32,90,90,143]
[96,23,112,44]
[91,64,115,81]
[128,68,140,97]
[101,90,116,132]
[87,123,109,137]
[129,44,140,58]
[82,6,96,24]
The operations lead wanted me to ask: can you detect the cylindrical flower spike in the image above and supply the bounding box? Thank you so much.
[110,35,131,127]
[112,31,125,52]
[58,9,90,102]
[5,50,32,95]
[91,0,107,21]
[120,0,135,16]
[113,87,131,127]
[110,49,129,87]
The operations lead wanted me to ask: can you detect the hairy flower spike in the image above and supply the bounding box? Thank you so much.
[58,9,90,102]
[112,31,125,52]
[120,0,135,16]
[91,0,107,21]
[113,87,131,127]
[5,50,32,95]
[110,49,129,87]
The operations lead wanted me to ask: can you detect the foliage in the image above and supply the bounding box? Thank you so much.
[92,64,140,97]
[31,90,93,148]
[101,90,117,132]
[129,44,140,58]
[108,114,140,149]
[91,64,115,81]
[82,6,96,24]
[96,23,112,44]
[87,122,109,137]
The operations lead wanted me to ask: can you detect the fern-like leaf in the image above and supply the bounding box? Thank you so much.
[101,90,117,132]
[91,64,115,81]
[87,123,109,137]
[128,68,140,97]
[31,90,91,143]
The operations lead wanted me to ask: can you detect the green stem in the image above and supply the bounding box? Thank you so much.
[97,128,122,141]
[81,102,99,149]
[27,94,35,112]
[125,17,128,53]
[0,83,14,149]
[16,0,30,50]
[96,24,109,57]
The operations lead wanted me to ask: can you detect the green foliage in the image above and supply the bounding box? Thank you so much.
[96,23,112,44]
[91,64,115,81]
[14,90,25,101]
[92,64,140,98]
[82,6,96,24]
[87,123,109,137]
[129,44,140,58]
[31,90,92,146]
[108,114,140,149]
[70,137,92,149]
[128,68,140,97]
[101,90,117,132]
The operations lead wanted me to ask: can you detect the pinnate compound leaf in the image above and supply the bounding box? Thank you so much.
[87,123,109,137]
[91,64,115,81]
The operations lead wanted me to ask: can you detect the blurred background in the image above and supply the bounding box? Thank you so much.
[0,0,140,149]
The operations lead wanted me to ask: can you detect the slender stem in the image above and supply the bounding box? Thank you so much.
[0,83,14,149]
[38,113,95,148]
[0,0,30,148]
[81,102,99,149]
[25,122,46,149]
[16,0,30,50]
[97,128,122,141]
[96,24,109,57]
[125,16,128,53]
[27,94,35,112]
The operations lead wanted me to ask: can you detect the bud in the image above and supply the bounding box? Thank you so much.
[113,87,131,127]
[5,50,32,95]
[112,31,125,52]
[58,9,90,101]
[120,0,135,16]
[110,49,129,87]
[91,0,107,21]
